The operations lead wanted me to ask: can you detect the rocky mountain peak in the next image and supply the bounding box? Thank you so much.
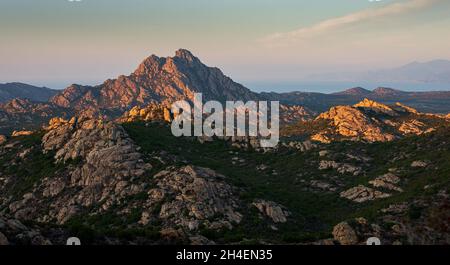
[174,49,198,62]
[50,49,258,114]
[134,55,166,76]
[134,49,201,76]
[354,98,397,116]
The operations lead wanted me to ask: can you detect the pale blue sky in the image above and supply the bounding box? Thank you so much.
[1,0,449,89]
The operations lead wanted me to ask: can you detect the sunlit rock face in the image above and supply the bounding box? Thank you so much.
[311,99,441,143]
[50,49,258,115]
[118,103,173,123]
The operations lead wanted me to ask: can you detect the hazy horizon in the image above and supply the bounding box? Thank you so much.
[3,77,450,94]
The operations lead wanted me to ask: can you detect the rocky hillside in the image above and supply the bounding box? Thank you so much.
[283,99,448,143]
[0,116,292,244]
[0,98,73,135]
[1,111,449,245]
[117,101,314,127]
[0,83,58,103]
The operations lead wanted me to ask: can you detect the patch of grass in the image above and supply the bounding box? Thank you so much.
[0,132,67,200]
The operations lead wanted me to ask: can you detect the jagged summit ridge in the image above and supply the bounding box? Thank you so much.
[174,48,199,62]
[50,49,258,114]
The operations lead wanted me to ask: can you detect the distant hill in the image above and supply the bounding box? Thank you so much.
[261,87,450,114]
[306,60,450,84]
[333,87,372,96]
[0,82,58,103]
[282,98,444,143]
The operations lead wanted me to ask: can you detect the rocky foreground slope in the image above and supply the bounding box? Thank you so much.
[1,116,293,244]
[0,106,449,245]
[7,117,151,224]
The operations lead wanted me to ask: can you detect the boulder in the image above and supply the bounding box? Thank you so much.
[399,120,428,135]
[369,173,403,192]
[146,165,242,231]
[0,231,9,245]
[319,160,362,176]
[411,161,428,168]
[252,200,290,223]
[0,214,51,245]
[340,185,390,203]
[118,103,173,123]
[11,130,33,137]
[0,135,6,145]
[332,222,358,245]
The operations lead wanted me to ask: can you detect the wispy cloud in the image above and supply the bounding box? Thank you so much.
[262,0,440,46]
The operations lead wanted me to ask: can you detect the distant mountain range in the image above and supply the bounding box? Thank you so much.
[261,86,450,114]
[0,83,58,102]
[306,60,450,84]
[2,50,450,134]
